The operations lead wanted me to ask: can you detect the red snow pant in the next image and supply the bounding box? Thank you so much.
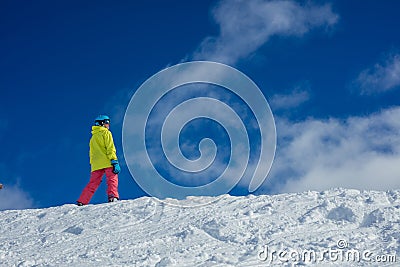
[77,167,119,204]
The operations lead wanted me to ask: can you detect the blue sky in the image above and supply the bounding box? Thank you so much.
[1,0,400,210]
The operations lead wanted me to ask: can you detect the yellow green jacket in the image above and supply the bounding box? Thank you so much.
[89,126,117,171]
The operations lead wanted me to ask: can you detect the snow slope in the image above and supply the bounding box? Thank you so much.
[1,188,399,266]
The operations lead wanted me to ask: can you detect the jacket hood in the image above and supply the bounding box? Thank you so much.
[91,125,108,135]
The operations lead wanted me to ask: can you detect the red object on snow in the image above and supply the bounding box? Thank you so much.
[77,167,119,205]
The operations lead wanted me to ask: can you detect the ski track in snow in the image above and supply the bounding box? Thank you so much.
[0,188,399,266]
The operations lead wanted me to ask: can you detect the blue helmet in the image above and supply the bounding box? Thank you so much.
[94,115,110,126]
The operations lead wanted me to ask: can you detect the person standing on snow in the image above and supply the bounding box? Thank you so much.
[77,115,121,206]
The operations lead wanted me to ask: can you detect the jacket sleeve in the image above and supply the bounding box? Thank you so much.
[89,143,92,165]
[104,130,118,161]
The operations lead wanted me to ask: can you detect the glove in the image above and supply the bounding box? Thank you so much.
[111,160,121,174]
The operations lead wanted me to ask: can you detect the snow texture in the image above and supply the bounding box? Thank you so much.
[0,188,399,266]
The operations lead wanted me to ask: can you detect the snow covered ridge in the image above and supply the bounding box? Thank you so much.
[1,189,399,267]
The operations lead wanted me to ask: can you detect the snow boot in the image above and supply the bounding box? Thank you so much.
[108,197,119,203]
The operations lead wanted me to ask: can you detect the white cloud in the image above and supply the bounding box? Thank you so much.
[353,53,400,94]
[192,0,338,64]
[270,86,310,110]
[267,106,400,193]
[0,183,34,210]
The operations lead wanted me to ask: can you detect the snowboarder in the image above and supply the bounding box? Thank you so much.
[0,183,3,190]
[77,115,121,206]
